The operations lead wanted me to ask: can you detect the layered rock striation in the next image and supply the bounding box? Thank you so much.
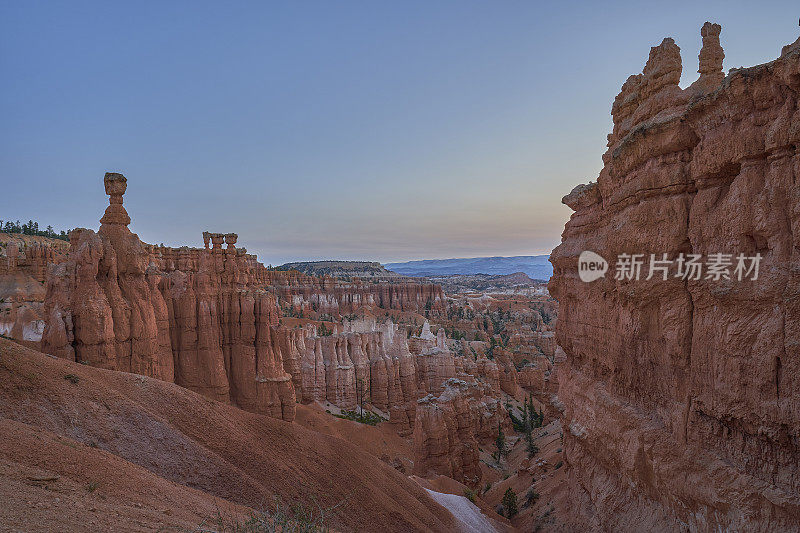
[412,378,504,487]
[277,317,421,428]
[550,24,800,530]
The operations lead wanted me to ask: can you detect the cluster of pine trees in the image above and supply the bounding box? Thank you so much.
[488,397,546,518]
[507,395,543,458]
[494,395,545,465]
[0,219,71,241]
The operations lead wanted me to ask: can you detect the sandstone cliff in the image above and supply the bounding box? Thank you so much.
[267,269,445,316]
[550,24,800,531]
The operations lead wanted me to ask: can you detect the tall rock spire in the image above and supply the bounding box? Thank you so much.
[692,22,724,92]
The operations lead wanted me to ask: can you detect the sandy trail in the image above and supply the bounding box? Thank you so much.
[425,489,502,533]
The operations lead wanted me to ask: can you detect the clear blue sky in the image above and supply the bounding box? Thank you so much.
[1,1,797,264]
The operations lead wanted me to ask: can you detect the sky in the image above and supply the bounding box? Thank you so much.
[1,1,798,264]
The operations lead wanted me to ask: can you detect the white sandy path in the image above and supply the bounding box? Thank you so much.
[425,489,501,533]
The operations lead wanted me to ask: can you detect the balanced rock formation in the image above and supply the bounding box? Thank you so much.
[550,24,800,531]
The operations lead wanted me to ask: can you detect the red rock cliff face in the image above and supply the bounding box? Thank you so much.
[550,25,800,531]
[276,318,420,420]
[0,238,69,283]
[41,174,454,428]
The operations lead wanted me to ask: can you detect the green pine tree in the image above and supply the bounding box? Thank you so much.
[493,423,507,463]
[502,488,518,517]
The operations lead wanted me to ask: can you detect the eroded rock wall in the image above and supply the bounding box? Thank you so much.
[267,269,446,316]
[412,378,507,488]
[0,237,69,343]
[550,25,800,531]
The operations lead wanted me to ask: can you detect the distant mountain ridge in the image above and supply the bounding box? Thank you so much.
[384,255,552,280]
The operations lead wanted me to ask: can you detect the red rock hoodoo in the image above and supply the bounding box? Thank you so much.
[550,24,800,530]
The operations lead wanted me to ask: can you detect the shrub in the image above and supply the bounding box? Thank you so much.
[463,488,476,503]
[198,496,344,532]
[508,410,525,432]
[525,486,539,507]
[555,461,563,469]
[492,424,508,463]
[64,374,80,384]
[332,409,385,426]
[527,439,539,458]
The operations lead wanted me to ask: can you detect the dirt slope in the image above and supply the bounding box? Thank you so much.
[0,418,251,532]
[294,403,415,471]
[0,338,459,532]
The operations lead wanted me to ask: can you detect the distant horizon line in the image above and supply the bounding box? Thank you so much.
[273,253,552,266]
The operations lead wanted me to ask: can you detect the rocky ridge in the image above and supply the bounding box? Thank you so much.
[278,260,408,280]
